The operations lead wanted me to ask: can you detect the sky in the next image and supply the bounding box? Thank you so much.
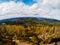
[0,0,60,20]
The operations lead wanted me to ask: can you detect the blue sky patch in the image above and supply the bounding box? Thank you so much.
[0,0,36,5]
[22,0,36,5]
[0,0,10,3]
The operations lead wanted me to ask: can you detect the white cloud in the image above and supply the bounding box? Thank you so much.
[0,1,48,20]
[37,0,60,8]
[0,0,60,20]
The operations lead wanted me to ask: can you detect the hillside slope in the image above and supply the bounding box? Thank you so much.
[0,17,60,45]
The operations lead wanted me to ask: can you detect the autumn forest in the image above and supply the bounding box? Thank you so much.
[0,17,60,45]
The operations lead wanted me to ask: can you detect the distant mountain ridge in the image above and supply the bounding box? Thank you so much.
[0,17,60,22]
[0,17,60,25]
[37,17,60,22]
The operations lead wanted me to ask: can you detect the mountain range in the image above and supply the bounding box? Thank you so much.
[0,17,60,25]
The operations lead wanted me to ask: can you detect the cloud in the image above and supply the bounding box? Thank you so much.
[36,0,60,20]
[0,1,48,20]
[0,0,60,20]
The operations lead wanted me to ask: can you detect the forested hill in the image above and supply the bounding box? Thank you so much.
[0,17,60,45]
[0,17,60,25]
